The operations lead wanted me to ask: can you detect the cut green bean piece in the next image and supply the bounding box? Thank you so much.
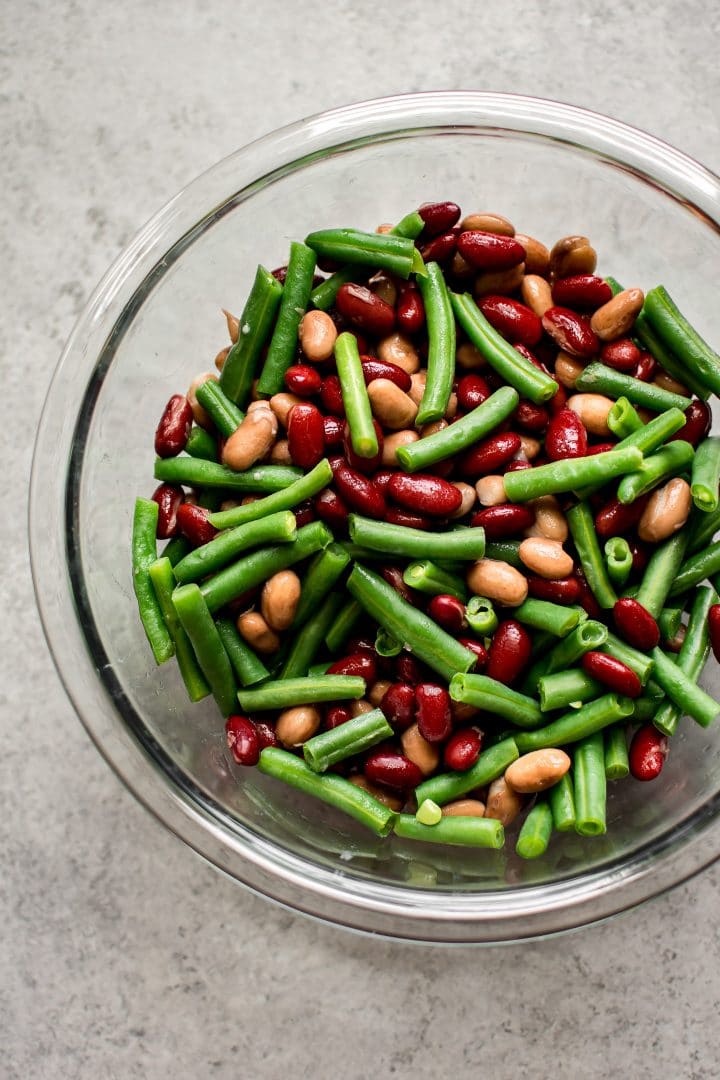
[538,669,602,712]
[256,242,317,395]
[669,540,720,596]
[292,542,351,628]
[545,620,609,676]
[650,647,720,728]
[416,799,443,827]
[602,632,654,685]
[514,694,635,753]
[132,498,174,665]
[466,595,498,636]
[604,537,633,589]
[305,228,423,279]
[691,436,720,512]
[484,541,523,569]
[549,773,576,832]
[172,583,236,716]
[635,531,689,619]
[349,515,485,561]
[634,309,710,402]
[195,380,244,438]
[617,407,687,456]
[215,617,269,687]
[575,362,691,412]
[604,725,630,780]
[607,397,643,439]
[642,285,720,399]
[567,502,617,610]
[281,593,345,680]
[162,535,191,567]
[149,558,209,701]
[658,605,684,643]
[335,331,378,458]
[516,799,553,859]
[415,262,456,424]
[309,266,358,311]
[394,814,505,849]
[219,265,283,405]
[303,709,393,773]
[391,210,426,239]
[375,628,402,657]
[154,456,301,492]
[415,738,519,807]
[688,504,720,554]
[185,425,219,461]
[325,598,363,654]
[654,586,716,736]
[258,747,395,836]
[574,732,607,836]
[617,440,694,504]
[504,446,643,502]
[450,291,558,404]
[513,598,581,637]
[449,673,543,728]
[238,675,365,712]
[403,560,467,601]
[174,510,296,583]
[397,386,519,471]
[209,459,332,529]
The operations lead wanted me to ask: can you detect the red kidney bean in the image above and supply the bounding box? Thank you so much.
[486,621,531,686]
[360,357,412,391]
[365,749,423,790]
[708,605,720,662]
[470,504,535,539]
[633,352,657,382]
[457,637,488,669]
[293,500,315,528]
[574,568,602,619]
[581,651,642,698]
[457,373,492,410]
[669,399,712,447]
[415,683,453,743]
[396,654,430,685]
[504,460,534,473]
[459,432,522,477]
[284,364,322,397]
[629,725,669,781]
[545,408,589,462]
[613,597,660,650]
[387,473,462,517]
[585,441,616,455]
[551,274,613,310]
[380,683,417,730]
[514,400,549,433]
[396,284,425,334]
[542,307,599,359]
[314,488,349,529]
[594,495,649,539]
[334,462,387,518]
[343,419,384,474]
[456,230,526,270]
[154,394,193,458]
[151,483,183,539]
[225,716,259,766]
[346,636,378,656]
[527,575,581,604]
[325,706,352,730]
[382,566,417,606]
[478,296,543,346]
[255,721,279,750]
[420,229,458,264]
[385,507,433,529]
[601,338,641,372]
[428,594,467,635]
[322,415,346,447]
[287,403,325,469]
[176,503,217,547]
[628,540,649,576]
[320,374,346,417]
[328,651,377,684]
[444,727,483,771]
[372,469,394,494]
[419,200,461,237]
[336,283,395,336]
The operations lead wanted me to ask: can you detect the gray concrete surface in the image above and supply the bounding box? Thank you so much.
[3,2,720,1076]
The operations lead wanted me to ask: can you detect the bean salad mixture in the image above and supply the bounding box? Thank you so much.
[133,201,720,859]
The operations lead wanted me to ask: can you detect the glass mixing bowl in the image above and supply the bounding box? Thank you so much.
[30,92,720,943]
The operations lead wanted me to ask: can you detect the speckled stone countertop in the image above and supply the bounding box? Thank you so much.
[3,3,720,1076]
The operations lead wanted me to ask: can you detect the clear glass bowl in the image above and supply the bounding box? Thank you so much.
[30,92,720,943]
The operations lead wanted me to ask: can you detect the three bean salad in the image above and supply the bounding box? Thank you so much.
[133,201,720,860]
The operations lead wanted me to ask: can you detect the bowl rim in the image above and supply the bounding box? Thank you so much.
[29,90,720,943]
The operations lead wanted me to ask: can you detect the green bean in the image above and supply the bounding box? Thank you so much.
[512,598,581,638]
[691,436,720,512]
[530,630,560,660]
[148,558,209,701]
[349,515,485,561]
[394,814,505,849]
[449,673,543,728]
[219,265,283,405]
[642,285,720,399]
[450,291,558,404]
[335,331,378,458]
[162,535,191,566]
[549,773,576,833]
[195,380,244,437]
[654,586,716,736]
[208,459,332,529]
[567,502,617,610]
[415,262,456,424]
[309,266,358,311]
[336,543,389,562]
[634,308,710,402]
[280,593,345,679]
[185,425,219,461]
[635,531,689,619]
[575,362,691,412]
[132,498,174,664]
[574,732,607,836]
[307,661,332,677]
[173,510,296,583]
[258,747,395,836]
[504,446,643,502]
[304,228,424,279]
[484,541,523,569]
[391,210,426,239]
[689,504,720,555]
[604,725,630,780]
[545,620,609,676]
[516,798,553,859]
[325,598,363,654]
[197,488,225,512]
[465,595,498,636]
[403,560,468,601]
[669,540,720,596]
[414,738,519,807]
[172,583,236,716]
[604,537,633,589]
[632,684,667,722]
[256,242,317,395]
[215,617,269,687]
[348,564,476,682]
[397,386,519,471]
[658,605,684,643]
[607,397,643,439]
[375,628,402,657]
[602,632,654,685]
[291,542,351,628]
[200,521,332,613]
[154,456,301,492]
[303,709,393,773]
[538,669,602,712]
[617,407,687,455]
[514,694,635,753]
[617,440,694,504]
[238,675,365,712]
[650,648,720,728]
